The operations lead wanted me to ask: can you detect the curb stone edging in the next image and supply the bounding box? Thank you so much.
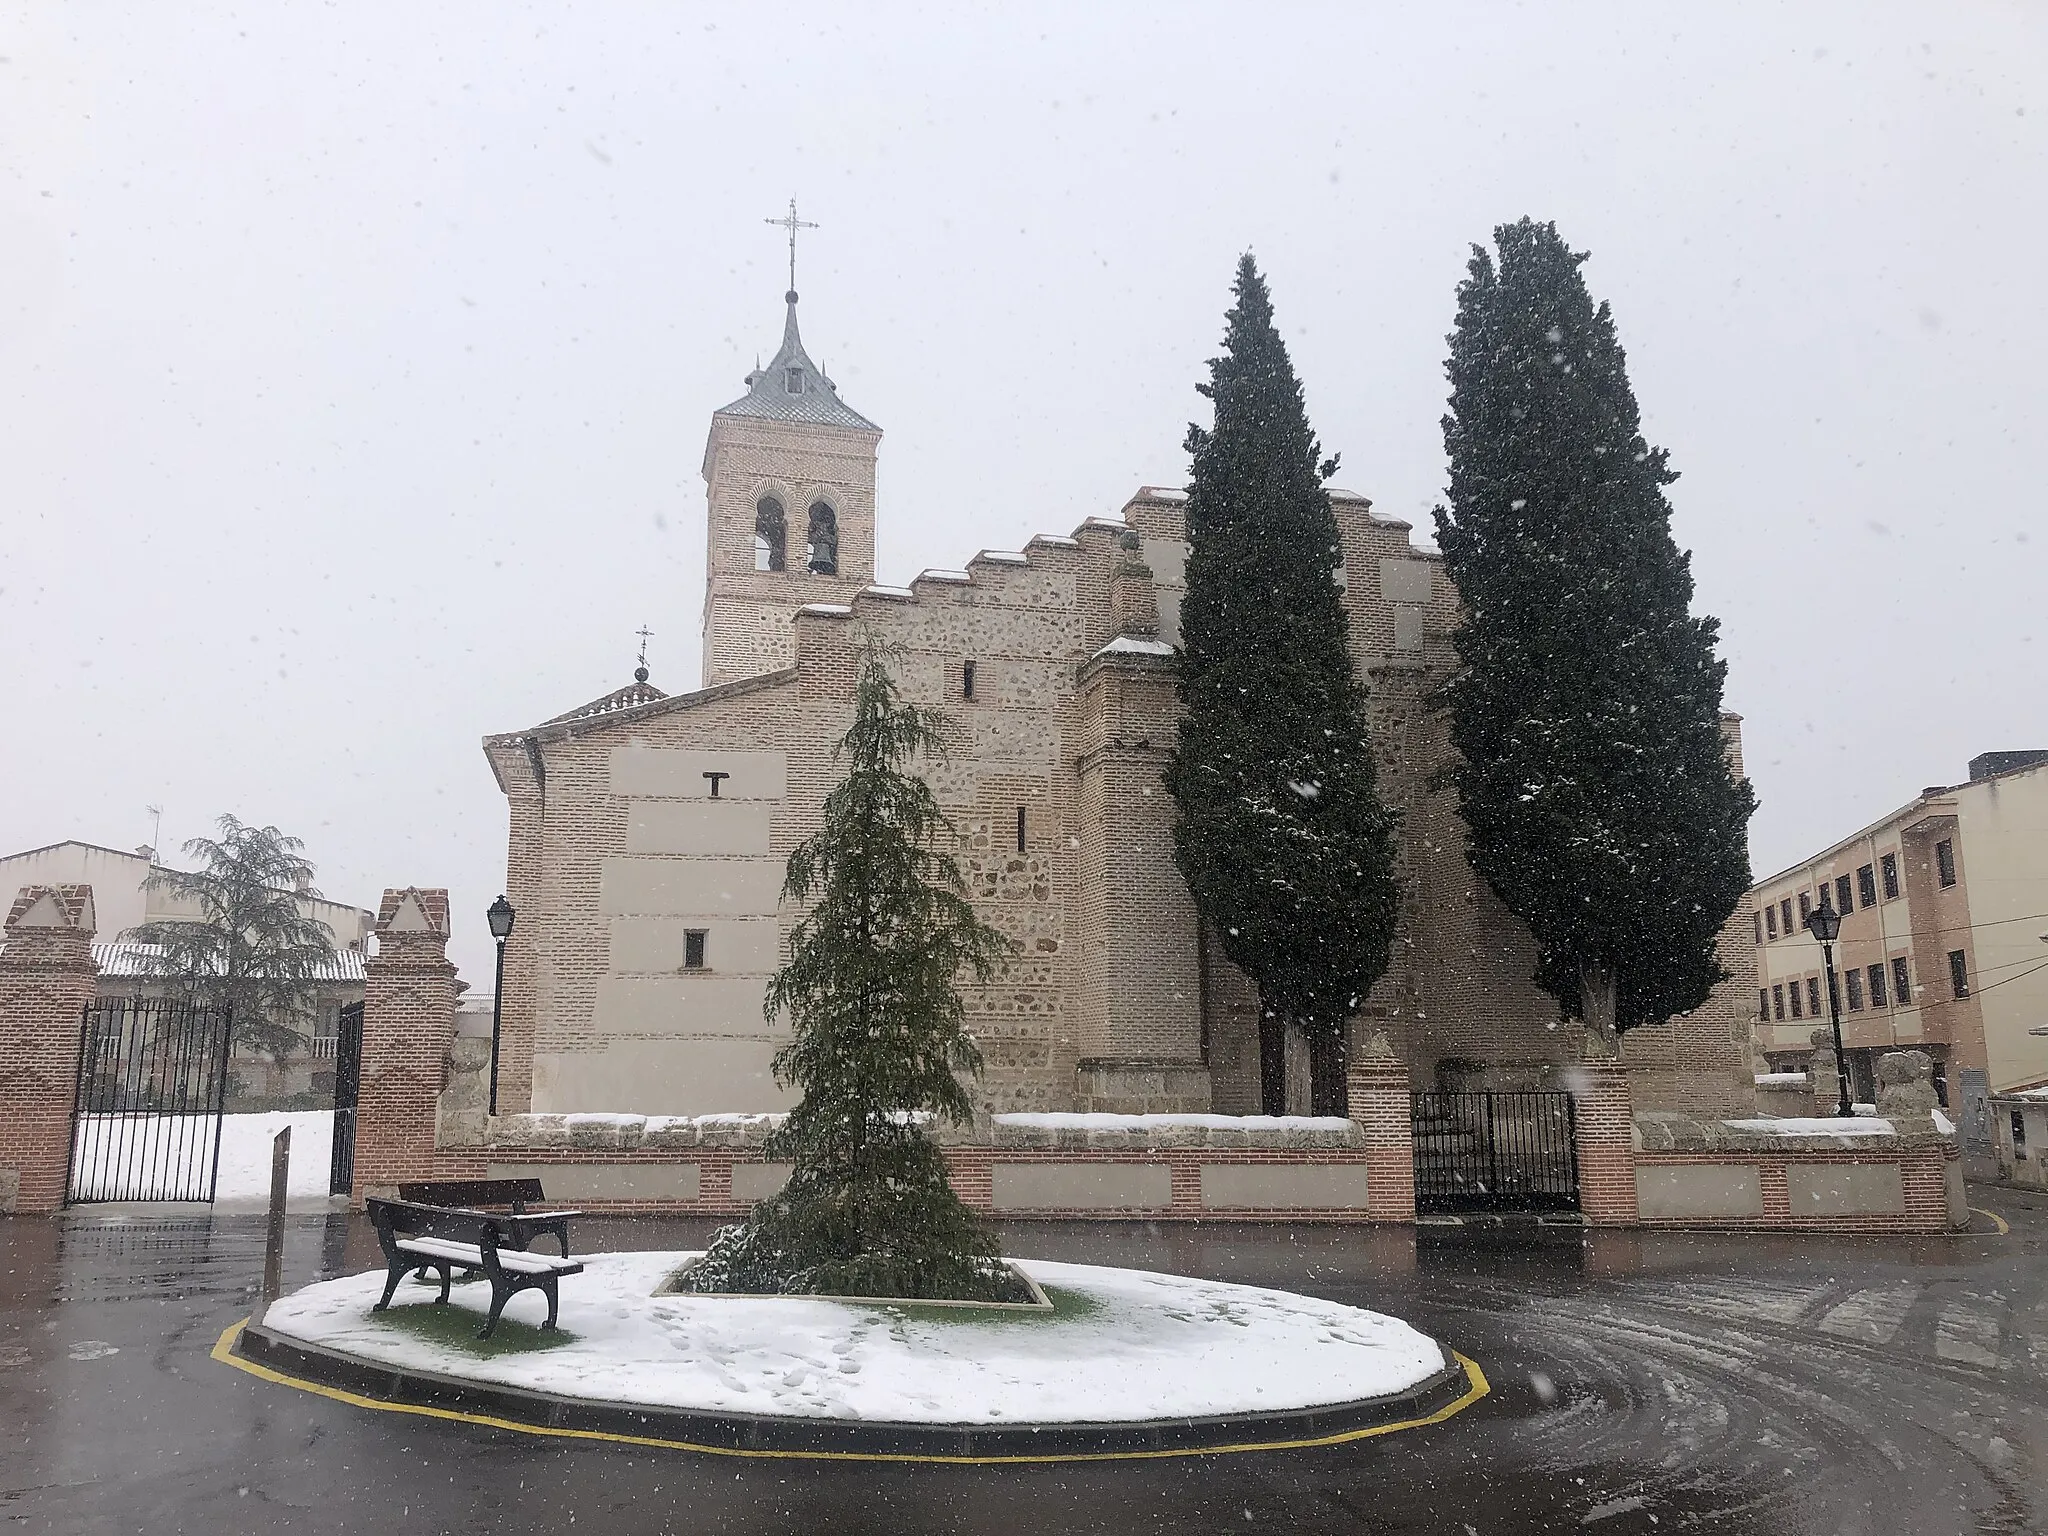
[226,1320,1487,1460]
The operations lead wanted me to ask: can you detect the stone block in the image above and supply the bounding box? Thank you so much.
[1785,1162,1905,1215]
[1635,1163,1764,1219]
[990,1162,1172,1211]
[488,1162,701,1202]
[1199,1164,1370,1210]
[731,1163,792,1201]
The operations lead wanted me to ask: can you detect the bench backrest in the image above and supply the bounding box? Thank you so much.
[397,1178,545,1209]
[368,1197,503,1248]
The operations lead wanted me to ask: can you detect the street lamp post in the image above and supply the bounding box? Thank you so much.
[1804,904,1854,1118]
[486,895,515,1115]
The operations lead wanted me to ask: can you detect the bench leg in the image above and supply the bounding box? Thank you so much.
[433,1263,453,1305]
[478,1285,511,1341]
[375,1262,406,1313]
[541,1277,560,1331]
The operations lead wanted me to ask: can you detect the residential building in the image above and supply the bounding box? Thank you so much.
[1751,752,2048,1113]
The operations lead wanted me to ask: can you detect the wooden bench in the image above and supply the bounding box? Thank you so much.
[396,1178,580,1259]
[368,1196,584,1339]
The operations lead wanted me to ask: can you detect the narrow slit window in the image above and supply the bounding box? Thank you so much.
[1789,980,1803,1018]
[1892,956,1912,1005]
[1948,949,1970,998]
[1845,968,1864,1010]
[1758,987,1770,1020]
[1868,962,1887,1009]
[1806,977,1822,1016]
[1771,984,1785,1021]
[962,660,976,700]
[684,930,707,970]
[1881,852,1900,900]
[754,496,787,572]
[1835,875,1853,914]
[805,501,838,575]
[1765,904,1778,939]
[1857,864,1877,908]
[1935,838,1957,888]
[1016,806,1027,854]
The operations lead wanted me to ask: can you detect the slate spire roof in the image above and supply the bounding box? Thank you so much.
[714,289,878,431]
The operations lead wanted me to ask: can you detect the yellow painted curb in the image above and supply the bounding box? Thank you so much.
[1971,1207,2010,1236]
[212,1319,1489,1464]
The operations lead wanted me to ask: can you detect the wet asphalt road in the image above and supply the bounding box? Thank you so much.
[4,1194,2047,1536]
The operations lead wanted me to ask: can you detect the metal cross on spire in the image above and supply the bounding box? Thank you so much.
[765,197,818,295]
[634,625,653,684]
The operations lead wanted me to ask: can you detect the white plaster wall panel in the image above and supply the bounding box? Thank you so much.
[610,918,780,976]
[488,1162,702,1201]
[1785,1163,1906,1215]
[532,1038,794,1114]
[1141,538,1189,587]
[1635,1164,1765,1219]
[1155,587,1184,648]
[1393,607,1426,654]
[596,975,774,1036]
[989,1163,1172,1210]
[625,801,774,857]
[731,1163,793,1200]
[1199,1164,1371,1209]
[610,746,788,800]
[599,857,782,917]
[1379,558,1434,604]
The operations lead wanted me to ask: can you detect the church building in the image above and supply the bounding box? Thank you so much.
[481,284,1760,1122]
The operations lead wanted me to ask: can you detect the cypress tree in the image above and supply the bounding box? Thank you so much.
[1433,218,1755,1047]
[1165,254,1399,1115]
[684,641,1023,1302]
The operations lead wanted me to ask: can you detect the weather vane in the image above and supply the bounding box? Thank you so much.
[634,625,653,684]
[765,197,818,296]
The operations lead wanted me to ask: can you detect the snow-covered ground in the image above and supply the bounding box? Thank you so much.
[71,1110,339,1209]
[260,1251,1449,1425]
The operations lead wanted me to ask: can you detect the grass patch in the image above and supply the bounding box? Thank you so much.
[371,1300,577,1358]
[885,1285,1103,1328]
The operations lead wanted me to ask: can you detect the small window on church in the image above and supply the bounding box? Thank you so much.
[684,930,707,970]
[806,502,838,575]
[755,497,787,572]
[961,660,976,700]
[785,366,803,395]
[1016,806,1026,854]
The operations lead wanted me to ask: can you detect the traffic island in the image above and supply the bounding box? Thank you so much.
[224,1251,1488,1459]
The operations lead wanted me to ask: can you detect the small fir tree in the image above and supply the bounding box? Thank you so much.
[121,815,340,1060]
[1433,218,1755,1045]
[1165,254,1400,1115]
[685,642,1021,1301]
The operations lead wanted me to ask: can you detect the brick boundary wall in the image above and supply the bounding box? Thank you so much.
[0,886,99,1216]
[369,1144,1380,1222]
[1632,1144,1961,1235]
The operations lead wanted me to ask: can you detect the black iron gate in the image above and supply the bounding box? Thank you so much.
[329,1000,364,1195]
[1412,1090,1579,1213]
[65,998,234,1203]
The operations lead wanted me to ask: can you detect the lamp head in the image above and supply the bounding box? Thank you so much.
[486,894,516,941]
[1805,904,1841,944]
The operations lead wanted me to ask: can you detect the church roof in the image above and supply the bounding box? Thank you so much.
[713,292,878,431]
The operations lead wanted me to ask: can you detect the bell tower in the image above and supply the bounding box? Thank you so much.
[700,285,880,689]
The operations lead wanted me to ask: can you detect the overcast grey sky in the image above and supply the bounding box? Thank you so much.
[4,2,2043,984]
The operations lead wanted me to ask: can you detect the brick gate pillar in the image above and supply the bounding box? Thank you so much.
[0,886,99,1215]
[1574,1054,1640,1227]
[1346,1032,1416,1222]
[351,888,458,1207]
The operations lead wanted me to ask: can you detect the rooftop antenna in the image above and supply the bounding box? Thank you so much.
[634,625,653,685]
[764,197,818,299]
[145,804,163,864]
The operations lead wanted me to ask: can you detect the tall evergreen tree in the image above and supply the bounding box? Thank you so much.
[122,815,339,1060]
[684,642,1022,1302]
[1166,255,1400,1116]
[1433,219,1755,1046]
